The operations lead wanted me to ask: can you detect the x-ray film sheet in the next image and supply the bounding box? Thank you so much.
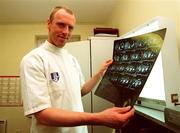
[94,28,166,107]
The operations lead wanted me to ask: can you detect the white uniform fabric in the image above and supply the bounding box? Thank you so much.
[20,41,88,133]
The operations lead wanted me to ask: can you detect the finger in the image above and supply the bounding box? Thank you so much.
[122,119,130,128]
[106,59,113,63]
[113,106,131,113]
[120,106,131,112]
[121,107,135,118]
[105,59,113,67]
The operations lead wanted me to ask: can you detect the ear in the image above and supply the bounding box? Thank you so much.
[47,19,51,29]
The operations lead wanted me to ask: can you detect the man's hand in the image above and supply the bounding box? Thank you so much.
[95,106,135,129]
[81,59,113,96]
[98,59,113,77]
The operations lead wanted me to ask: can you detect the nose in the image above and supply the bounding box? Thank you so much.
[62,25,70,34]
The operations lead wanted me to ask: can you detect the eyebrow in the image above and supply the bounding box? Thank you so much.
[56,22,74,30]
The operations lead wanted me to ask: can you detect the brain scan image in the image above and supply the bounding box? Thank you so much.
[95,28,166,107]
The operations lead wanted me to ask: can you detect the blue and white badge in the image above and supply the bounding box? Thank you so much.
[50,72,59,82]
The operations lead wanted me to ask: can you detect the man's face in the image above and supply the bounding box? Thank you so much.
[47,9,76,48]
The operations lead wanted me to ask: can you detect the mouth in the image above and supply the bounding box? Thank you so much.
[57,35,68,40]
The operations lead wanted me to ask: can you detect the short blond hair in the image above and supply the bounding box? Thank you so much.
[49,6,74,22]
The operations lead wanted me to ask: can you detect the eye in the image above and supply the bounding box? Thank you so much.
[68,25,74,32]
[56,22,74,32]
[57,22,66,28]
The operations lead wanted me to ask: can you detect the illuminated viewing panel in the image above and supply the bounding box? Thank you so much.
[119,18,167,102]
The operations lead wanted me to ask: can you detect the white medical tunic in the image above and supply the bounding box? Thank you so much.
[20,41,88,133]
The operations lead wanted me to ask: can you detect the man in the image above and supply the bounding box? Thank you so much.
[20,6,134,133]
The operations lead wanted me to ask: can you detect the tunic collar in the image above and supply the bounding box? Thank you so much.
[43,40,66,55]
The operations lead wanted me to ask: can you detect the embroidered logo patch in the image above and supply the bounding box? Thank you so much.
[50,72,59,82]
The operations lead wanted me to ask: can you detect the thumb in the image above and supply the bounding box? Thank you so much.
[116,106,132,114]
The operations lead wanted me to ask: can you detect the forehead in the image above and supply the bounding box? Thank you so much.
[53,9,76,23]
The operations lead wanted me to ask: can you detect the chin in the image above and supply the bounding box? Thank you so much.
[54,39,67,48]
[55,42,66,48]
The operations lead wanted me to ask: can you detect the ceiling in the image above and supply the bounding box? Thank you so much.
[0,0,119,24]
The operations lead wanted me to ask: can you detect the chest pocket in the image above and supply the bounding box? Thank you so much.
[48,80,65,99]
[48,79,66,107]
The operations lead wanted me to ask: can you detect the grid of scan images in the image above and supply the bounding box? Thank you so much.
[95,28,166,107]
